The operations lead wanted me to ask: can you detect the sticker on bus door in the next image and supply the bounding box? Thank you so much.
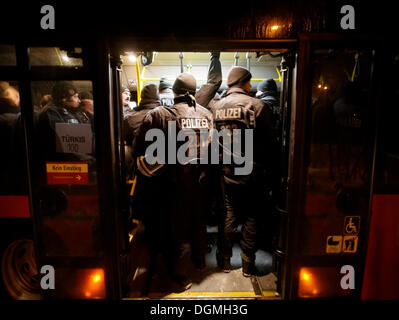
[326,235,343,253]
[46,162,89,185]
[55,123,93,154]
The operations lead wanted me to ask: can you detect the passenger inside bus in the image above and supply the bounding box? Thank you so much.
[37,81,94,163]
[0,81,21,195]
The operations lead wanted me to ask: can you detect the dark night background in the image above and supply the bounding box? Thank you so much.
[0,1,397,41]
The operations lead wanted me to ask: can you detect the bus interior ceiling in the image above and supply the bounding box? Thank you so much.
[122,50,281,299]
[120,51,283,100]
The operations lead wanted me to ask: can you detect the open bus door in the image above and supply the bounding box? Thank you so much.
[280,34,379,299]
[108,40,298,299]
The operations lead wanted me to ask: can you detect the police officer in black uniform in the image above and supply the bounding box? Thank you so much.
[256,79,281,142]
[211,67,277,277]
[158,77,174,107]
[124,84,160,146]
[124,84,160,223]
[133,73,213,290]
[195,52,223,109]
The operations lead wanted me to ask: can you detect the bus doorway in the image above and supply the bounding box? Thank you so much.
[110,46,296,300]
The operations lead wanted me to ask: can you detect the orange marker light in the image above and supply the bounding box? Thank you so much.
[298,268,319,298]
[79,268,106,299]
[302,272,310,281]
[92,273,102,283]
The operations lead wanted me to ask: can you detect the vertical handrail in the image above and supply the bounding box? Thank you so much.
[54,47,64,66]
[135,56,141,104]
[179,52,184,73]
[246,52,251,71]
[276,67,282,82]
[234,52,239,66]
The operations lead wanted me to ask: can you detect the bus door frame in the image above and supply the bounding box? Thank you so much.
[14,37,125,299]
[282,33,381,300]
[110,37,298,299]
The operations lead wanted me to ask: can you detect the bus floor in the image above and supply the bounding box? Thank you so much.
[126,223,279,300]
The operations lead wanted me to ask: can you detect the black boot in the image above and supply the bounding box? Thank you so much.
[193,257,206,271]
[216,252,233,273]
[241,252,256,277]
[171,274,192,291]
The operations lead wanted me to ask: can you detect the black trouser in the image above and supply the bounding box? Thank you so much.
[170,167,207,278]
[218,178,265,262]
[134,174,173,258]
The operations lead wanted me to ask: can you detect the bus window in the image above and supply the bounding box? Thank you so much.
[120,51,282,104]
[0,81,28,197]
[0,45,16,66]
[31,80,100,258]
[29,47,83,67]
[0,80,35,299]
[302,48,374,256]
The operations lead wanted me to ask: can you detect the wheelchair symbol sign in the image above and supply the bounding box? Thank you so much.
[344,216,360,235]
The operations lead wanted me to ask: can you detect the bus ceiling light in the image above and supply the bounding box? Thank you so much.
[128,54,137,63]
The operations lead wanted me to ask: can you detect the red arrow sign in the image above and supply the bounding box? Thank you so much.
[46,162,89,185]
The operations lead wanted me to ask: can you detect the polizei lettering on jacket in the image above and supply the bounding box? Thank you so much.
[180,118,209,129]
[214,107,241,120]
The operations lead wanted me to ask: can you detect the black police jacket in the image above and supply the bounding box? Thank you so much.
[133,95,213,180]
[124,101,160,146]
[159,89,175,108]
[211,87,278,185]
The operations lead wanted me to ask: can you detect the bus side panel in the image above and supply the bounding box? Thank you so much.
[361,194,399,299]
[0,196,30,218]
